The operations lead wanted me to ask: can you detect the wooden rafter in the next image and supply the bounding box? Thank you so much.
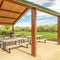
[5,0,32,9]
[0,16,16,19]
[0,0,29,25]
[13,8,28,25]
[0,9,21,14]
[0,0,3,7]
[0,22,12,25]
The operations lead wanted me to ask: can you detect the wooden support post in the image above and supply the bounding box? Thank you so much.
[58,16,60,44]
[12,25,14,34]
[31,8,37,57]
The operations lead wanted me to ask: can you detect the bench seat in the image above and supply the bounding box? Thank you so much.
[37,38,47,43]
[6,42,29,53]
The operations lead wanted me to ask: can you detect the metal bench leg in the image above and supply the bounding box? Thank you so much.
[15,41,17,45]
[44,40,46,43]
[0,44,1,48]
[26,44,28,48]
[9,48,11,53]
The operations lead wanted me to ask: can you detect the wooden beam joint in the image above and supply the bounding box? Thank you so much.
[13,8,28,24]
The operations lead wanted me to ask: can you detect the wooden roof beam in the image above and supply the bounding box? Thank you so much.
[0,16,16,19]
[0,23,12,25]
[0,9,21,14]
[5,0,32,9]
[13,8,28,25]
[0,0,3,7]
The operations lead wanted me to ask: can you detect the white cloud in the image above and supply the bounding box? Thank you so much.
[28,0,55,5]
[48,0,60,12]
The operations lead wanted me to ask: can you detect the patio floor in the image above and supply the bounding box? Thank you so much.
[0,41,60,60]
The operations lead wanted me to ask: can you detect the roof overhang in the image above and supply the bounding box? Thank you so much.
[16,0,60,16]
[0,0,28,25]
[0,0,60,25]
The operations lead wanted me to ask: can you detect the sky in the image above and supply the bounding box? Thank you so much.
[15,0,60,27]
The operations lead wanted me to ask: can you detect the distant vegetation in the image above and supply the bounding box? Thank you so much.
[0,24,58,41]
[0,26,12,36]
[14,24,57,32]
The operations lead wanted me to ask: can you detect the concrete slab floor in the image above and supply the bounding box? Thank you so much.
[0,41,60,60]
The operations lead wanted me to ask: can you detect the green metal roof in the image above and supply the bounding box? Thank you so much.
[17,0,60,16]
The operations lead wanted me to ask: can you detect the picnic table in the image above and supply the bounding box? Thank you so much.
[27,35,43,44]
[2,37,28,53]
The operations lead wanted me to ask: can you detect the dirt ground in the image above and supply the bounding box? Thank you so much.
[0,41,60,60]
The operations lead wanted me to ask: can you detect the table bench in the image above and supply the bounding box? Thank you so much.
[2,37,28,53]
[6,42,29,53]
[27,36,47,43]
[37,38,47,43]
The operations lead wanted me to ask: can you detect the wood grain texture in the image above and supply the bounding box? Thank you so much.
[31,8,37,57]
[0,0,27,25]
[58,16,60,44]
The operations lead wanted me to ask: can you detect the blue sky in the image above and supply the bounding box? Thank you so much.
[15,0,60,27]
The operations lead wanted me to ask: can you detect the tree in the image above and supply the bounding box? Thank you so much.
[37,24,58,32]
[0,26,11,36]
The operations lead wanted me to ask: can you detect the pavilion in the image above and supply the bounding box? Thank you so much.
[0,0,60,57]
